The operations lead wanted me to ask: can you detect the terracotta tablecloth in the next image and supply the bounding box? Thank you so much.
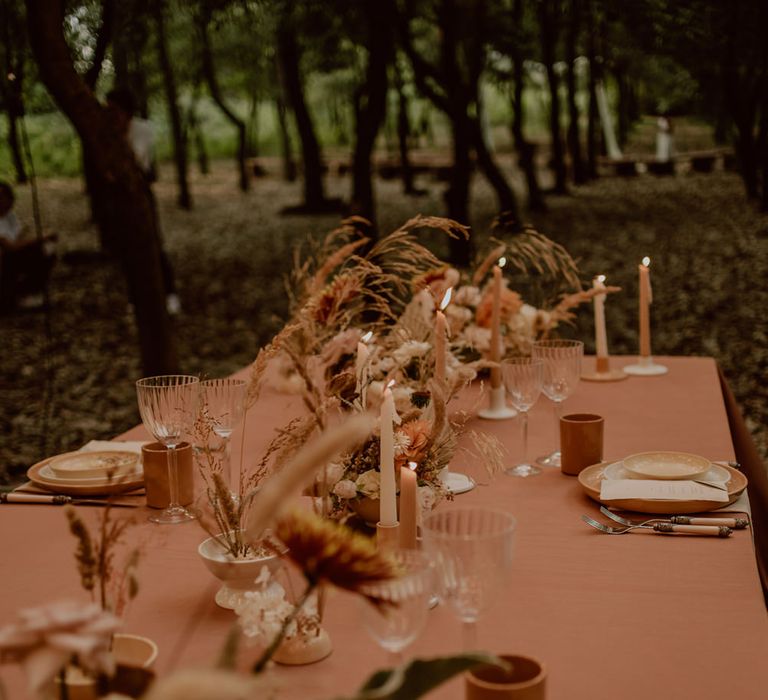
[2,356,767,699]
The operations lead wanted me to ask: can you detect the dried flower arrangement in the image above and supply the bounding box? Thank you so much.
[64,505,141,616]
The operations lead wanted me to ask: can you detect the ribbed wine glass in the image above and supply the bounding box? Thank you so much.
[422,507,516,651]
[200,378,247,499]
[532,339,584,468]
[358,550,434,665]
[136,375,200,524]
[502,357,544,477]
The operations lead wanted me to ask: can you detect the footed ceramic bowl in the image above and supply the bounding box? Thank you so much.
[198,532,284,609]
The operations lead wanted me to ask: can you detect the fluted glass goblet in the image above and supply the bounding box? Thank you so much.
[422,507,516,651]
[136,375,200,524]
[200,378,247,499]
[502,357,544,477]
[532,339,583,468]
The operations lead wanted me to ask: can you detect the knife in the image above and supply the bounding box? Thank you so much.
[0,493,140,508]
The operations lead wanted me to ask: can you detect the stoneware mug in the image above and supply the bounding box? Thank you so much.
[466,654,546,700]
[141,441,194,508]
[559,413,604,476]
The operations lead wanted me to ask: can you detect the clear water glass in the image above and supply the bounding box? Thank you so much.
[136,375,200,524]
[532,340,583,468]
[421,507,516,651]
[200,378,247,498]
[358,550,434,665]
[502,357,544,477]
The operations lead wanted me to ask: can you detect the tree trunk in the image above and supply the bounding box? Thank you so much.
[615,64,630,148]
[446,110,473,266]
[470,111,518,217]
[510,0,545,210]
[394,65,417,196]
[186,85,210,175]
[247,94,260,158]
[540,0,568,194]
[349,0,394,227]
[5,91,27,184]
[154,0,191,209]
[274,94,297,182]
[83,0,114,91]
[27,0,178,375]
[276,8,327,208]
[585,0,599,179]
[198,10,249,192]
[565,0,586,184]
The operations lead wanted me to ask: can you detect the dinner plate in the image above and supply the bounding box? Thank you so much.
[27,452,145,496]
[603,461,730,484]
[577,461,748,514]
[48,450,139,480]
[622,451,711,480]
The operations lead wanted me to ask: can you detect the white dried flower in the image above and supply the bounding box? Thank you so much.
[333,479,358,499]
[234,579,294,646]
[393,430,412,456]
[355,469,381,498]
[418,485,437,516]
[316,461,344,488]
[454,285,482,308]
[464,326,492,352]
[392,341,431,366]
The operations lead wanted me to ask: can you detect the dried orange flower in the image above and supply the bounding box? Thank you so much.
[475,286,523,328]
[309,273,361,324]
[395,420,431,469]
[275,510,399,596]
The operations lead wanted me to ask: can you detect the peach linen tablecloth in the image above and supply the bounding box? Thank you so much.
[2,356,768,699]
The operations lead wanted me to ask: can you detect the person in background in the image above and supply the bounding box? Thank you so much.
[106,88,181,315]
[0,181,56,312]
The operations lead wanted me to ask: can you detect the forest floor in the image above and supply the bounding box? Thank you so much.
[2,157,767,484]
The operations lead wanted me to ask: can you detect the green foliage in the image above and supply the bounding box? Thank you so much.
[333,654,505,700]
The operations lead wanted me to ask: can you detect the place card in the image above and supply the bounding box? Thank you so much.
[600,479,729,503]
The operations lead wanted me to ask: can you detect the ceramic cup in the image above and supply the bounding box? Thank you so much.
[560,413,604,476]
[141,442,194,508]
[466,654,546,700]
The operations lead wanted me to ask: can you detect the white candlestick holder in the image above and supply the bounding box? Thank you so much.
[478,385,518,420]
[624,356,668,376]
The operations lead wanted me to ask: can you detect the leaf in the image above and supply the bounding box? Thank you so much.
[332,653,505,700]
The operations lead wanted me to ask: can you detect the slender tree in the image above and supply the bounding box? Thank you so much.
[153,0,192,209]
[27,0,178,375]
[0,0,28,183]
[565,0,586,183]
[539,0,568,193]
[584,0,599,178]
[197,4,249,192]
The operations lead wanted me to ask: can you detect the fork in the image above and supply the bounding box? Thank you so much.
[600,506,748,530]
[599,506,748,530]
[582,515,732,537]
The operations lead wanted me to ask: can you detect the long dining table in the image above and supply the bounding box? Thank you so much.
[2,355,768,699]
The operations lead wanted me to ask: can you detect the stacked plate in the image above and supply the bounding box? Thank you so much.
[578,451,748,514]
[27,450,145,496]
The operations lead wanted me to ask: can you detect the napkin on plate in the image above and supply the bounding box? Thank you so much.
[600,479,730,503]
[79,440,147,455]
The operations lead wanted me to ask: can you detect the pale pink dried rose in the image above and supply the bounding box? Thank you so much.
[0,600,120,693]
[333,479,358,499]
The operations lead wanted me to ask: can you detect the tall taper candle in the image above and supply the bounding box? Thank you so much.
[490,263,503,389]
[379,388,398,526]
[593,275,608,359]
[399,463,418,549]
[639,257,652,358]
[434,310,448,386]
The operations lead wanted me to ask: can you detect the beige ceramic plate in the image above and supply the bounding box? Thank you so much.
[48,450,139,479]
[622,451,712,480]
[27,453,144,496]
[578,461,748,514]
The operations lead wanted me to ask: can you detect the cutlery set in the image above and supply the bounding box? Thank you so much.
[582,505,749,537]
[0,492,140,508]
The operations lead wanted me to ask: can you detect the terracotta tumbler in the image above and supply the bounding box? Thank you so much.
[560,413,604,476]
[141,442,194,508]
[466,655,546,700]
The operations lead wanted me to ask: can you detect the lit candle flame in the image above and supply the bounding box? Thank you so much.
[386,379,396,389]
[361,330,373,343]
[7,72,15,82]
[597,274,606,283]
[642,256,651,267]
[439,287,453,311]
[498,256,507,268]
[408,461,418,472]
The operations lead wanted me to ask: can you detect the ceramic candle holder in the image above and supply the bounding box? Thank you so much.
[466,654,546,700]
